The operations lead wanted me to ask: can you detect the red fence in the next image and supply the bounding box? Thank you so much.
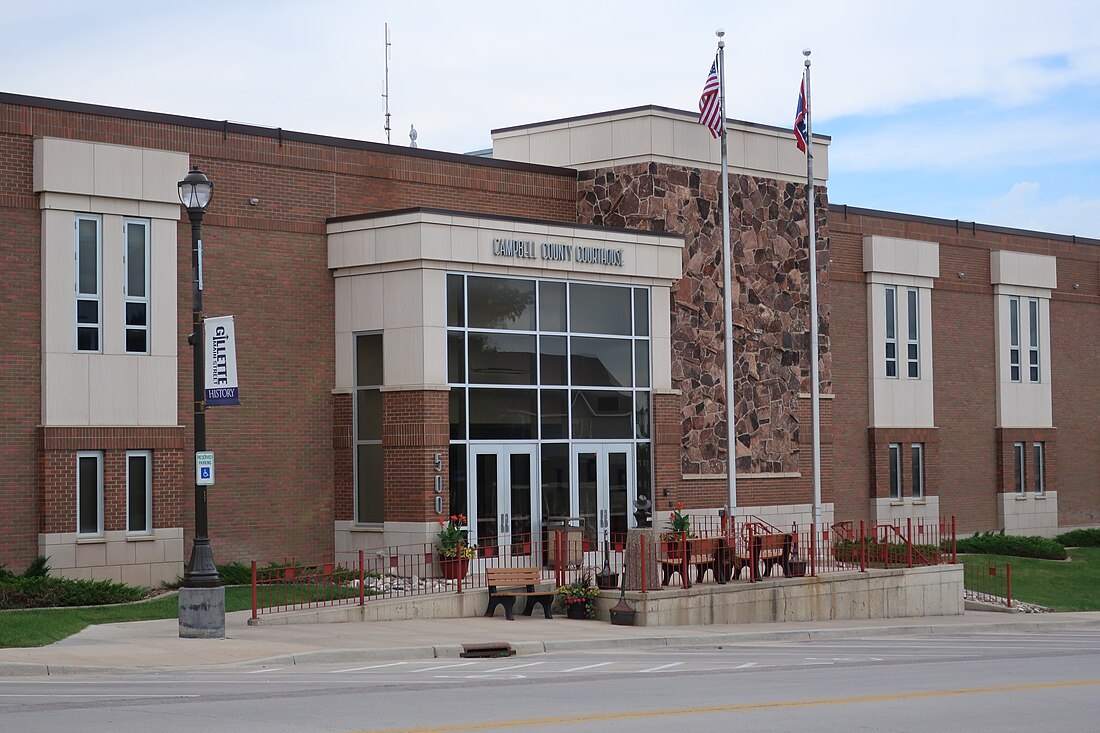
[251,515,959,617]
[964,562,1013,608]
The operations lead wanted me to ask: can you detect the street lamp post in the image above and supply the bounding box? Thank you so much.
[177,168,225,638]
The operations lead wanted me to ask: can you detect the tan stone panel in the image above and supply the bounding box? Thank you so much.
[89,356,139,425]
[75,542,107,567]
[40,209,77,355]
[136,356,178,426]
[93,143,144,201]
[34,137,95,194]
[43,353,91,426]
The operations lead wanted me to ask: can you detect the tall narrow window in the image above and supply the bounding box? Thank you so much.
[124,219,150,354]
[884,286,898,378]
[77,451,103,536]
[910,443,924,498]
[1032,442,1045,494]
[126,451,152,534]
[355,333,384,524]
[1013,442,1025,494]
[76,215,102,352]
[1009,297,1021,382]
[906,288,920,379]
[1028,298,1040,383]
[888,443,901,499]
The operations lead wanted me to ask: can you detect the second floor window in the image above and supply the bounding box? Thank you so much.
[1028,298,1040,383]
[906,288,920,379]
[885,286,898,378]
[124,219,150,354]
[76,215,102,352]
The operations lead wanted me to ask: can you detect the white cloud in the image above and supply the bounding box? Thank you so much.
[981,182,1100,238]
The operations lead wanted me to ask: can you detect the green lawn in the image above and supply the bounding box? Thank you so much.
[0,586,255,648]
[959,546,1100,611]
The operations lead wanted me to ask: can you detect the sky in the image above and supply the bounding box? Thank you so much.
[4,1,1099,238]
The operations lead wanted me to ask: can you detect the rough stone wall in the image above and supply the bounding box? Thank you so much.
[577,162,830,478]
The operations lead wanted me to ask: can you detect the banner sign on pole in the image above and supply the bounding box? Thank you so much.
[204,315,240,406]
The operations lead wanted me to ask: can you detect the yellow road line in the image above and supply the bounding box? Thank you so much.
[356,679,1100,733]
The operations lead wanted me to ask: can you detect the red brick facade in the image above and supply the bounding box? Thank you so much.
[2,91,1098,575]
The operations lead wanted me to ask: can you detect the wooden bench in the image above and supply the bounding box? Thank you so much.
[658,537,720,587]
[727,531,792,580]
[484,566,554,621]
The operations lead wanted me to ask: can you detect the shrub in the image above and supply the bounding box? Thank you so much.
[1055,529,1100,548]
[0,577,146,610]
[954,531,1067,560]
[22,556,51,578]
[833,538,941,565]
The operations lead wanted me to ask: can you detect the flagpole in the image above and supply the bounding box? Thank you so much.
[803,48,822,528]
[717,30,737,512]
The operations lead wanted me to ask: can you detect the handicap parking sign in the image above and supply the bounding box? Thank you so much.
[196,451,215,486]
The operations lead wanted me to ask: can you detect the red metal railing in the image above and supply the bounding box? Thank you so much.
[964,562,1012,608]
[250,515,960,617]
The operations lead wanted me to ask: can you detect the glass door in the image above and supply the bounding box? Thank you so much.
[571,443,635,551]
[469,444,539,565]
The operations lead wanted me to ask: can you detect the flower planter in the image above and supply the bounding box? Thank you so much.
[566,602,588,620]
[438,556,470,580]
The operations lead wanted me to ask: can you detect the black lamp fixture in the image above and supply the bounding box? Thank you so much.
[178,168,220,589]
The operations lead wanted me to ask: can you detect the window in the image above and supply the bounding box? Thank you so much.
[126,451,152,534]
[1032,442,1045,494]
[888,443,901,499]
[77,452,103,536]
[124,219,150,354]
[910,443,924,498]
[884,286,897,378]
[75,215,102,352]
[906,288,920,379]
[1013,442,1026,494]
[1009,297,1021,382]
[1028,298,1040,383]
[354,333,384,524]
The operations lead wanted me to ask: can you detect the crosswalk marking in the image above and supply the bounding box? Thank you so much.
[638,662,684,673]
[484,661,545,672]
[560,662,615,672]
[418,662,477,672]
[327,662,407,674]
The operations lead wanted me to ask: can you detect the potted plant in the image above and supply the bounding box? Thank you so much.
[436,514,476,580]
[557,568,600,619]
[663,501,692,559]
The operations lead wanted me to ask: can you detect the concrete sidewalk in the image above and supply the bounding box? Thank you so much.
[2,609,1100,677]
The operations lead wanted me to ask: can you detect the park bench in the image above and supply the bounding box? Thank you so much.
[483,566,554,621]
[658,536,720,587]
[727,531,792,580]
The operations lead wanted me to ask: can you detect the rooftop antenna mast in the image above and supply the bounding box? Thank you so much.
[383,23,392,144]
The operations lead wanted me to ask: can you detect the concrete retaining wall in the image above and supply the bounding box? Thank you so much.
[250,564,962,627]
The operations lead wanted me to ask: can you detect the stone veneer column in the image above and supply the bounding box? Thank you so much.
[579,162,831,512]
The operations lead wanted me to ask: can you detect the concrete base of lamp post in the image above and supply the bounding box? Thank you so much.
[178,586,226,639]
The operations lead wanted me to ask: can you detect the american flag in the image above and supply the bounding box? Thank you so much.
[794,76,808,153]
[698,57,723,138]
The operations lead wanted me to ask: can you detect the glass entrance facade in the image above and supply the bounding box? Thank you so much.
[446,274,653,544]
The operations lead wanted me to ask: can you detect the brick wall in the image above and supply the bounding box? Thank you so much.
[382,390,449,523]
[0,94,577,570]
[39,427,185,534]
[829,207,1100,533]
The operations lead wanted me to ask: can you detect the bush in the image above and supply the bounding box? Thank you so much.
[0,577,147,610]
[22,556,51,578]
[833,538,942,565]
[1055,529,1100,548]
[955,531,1067,560]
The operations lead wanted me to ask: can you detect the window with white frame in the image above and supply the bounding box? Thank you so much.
[888,443,902,499]
[354,333,384,524]
[76,451,103,536]
[1013,441,1026,494]
[1032,442,1045,494]
[910,443,924,498]
[75,215,102,352]
[1008,297,1021,382]
[1028,298,1040,383]
[906,288,920,379]
[126,450,152,534]
[124,219,150,354]
[884,286,898,378]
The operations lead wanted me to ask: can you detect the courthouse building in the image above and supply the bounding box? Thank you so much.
[0,92,1096,585]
